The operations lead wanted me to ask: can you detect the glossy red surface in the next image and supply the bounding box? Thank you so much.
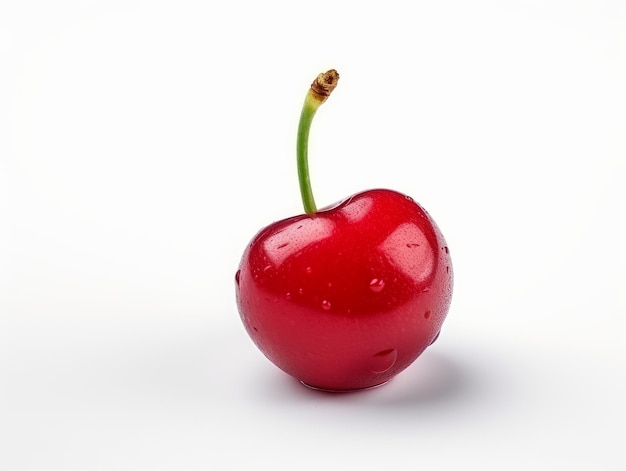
[235,189,453,391]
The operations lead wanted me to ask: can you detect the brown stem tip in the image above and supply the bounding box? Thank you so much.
[310,69,339,104]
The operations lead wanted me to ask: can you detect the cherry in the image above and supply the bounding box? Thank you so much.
[235,70,453,391]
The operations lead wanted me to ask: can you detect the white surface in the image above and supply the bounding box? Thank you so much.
[1,1,625,470]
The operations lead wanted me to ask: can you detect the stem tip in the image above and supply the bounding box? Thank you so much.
[310,69,340,103]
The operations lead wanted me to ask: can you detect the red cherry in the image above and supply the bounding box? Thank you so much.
[236,189,452,391]
[235,70,453,391]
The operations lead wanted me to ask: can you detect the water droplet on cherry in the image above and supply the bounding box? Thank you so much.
[443,246,449,254]
[235,270,241,285]
[263,265,272,272]
[298,288,304,295]
[422,287,430,293]
[369,278,385,293]
[430,330,441,345]
[368,348,398,374]
[321,300,331,310]
[305,266,313,274]
[285,292,292,300]
[424,310,431,319]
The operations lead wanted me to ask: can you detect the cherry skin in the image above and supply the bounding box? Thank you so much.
[235,188,453,391]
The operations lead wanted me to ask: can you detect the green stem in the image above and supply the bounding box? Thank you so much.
[296,70,339,214]
[297,95,320,214]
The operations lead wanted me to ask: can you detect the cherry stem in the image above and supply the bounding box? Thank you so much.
[297,69,340,214]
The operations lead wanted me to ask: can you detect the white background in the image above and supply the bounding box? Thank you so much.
[1,1,625,470]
